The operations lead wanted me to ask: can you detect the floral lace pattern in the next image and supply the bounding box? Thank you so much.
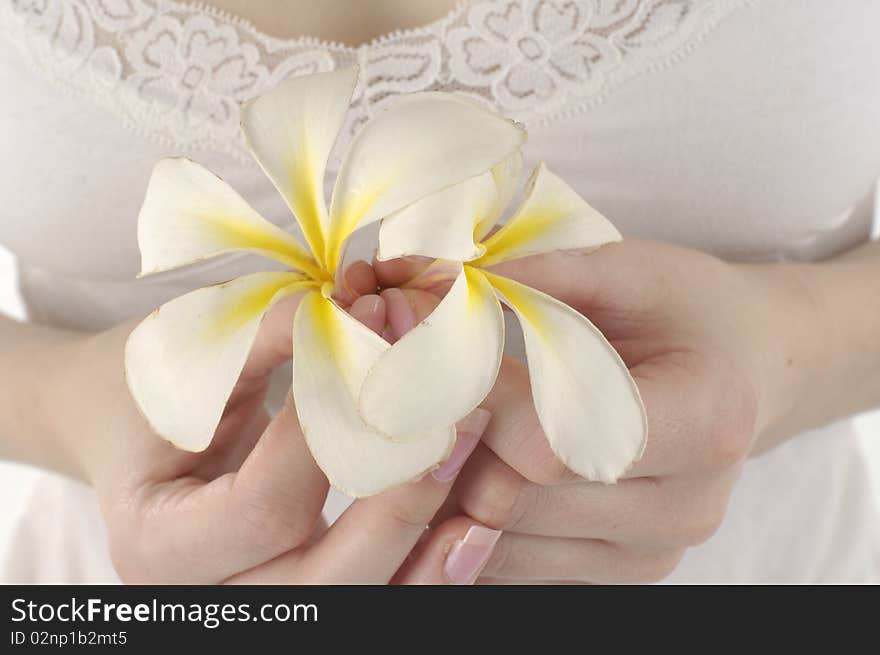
[3,0,752,164]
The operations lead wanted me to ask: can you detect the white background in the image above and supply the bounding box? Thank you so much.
[1,243,879,560]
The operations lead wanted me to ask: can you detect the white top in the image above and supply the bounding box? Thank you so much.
[1,0,879,582]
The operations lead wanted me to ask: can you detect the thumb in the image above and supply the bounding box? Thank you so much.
[380,287,441,342]
[486,250,605,309]
[241,263,388,382]
[236,291,305,387]
[486,240,667,315]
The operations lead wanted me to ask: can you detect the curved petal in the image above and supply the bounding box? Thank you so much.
[325,92,526,271]
[401,259,463,293]
[240,67,359,263]
[125,271,315,452]
[377,150,523,262]
[293,292,456,497]
[137,158,322,279]
[484,272,647,483]
[360,266,504,438]
[377,171,495,262]
[474,150,523,241]
[475,163,622,268]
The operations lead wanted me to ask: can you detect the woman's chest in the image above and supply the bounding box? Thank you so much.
[2,0,879,282]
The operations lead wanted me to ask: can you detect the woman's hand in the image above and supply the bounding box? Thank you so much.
[8,262,496,584]
[376,238,878,583]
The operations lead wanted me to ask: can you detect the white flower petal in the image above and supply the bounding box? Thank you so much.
[137,158,321,278]
[240,67,358,262]
[360,266,504,438]
[402,259,464,292]
[325,92,526,271]
[377,150,523,263]
[485,272,647,483]
[125,271,315,452]
[377,171,495,262]
[476,163,622,267]
[293,292,456,497]
[377,150,522,262]
[474,150,523,241]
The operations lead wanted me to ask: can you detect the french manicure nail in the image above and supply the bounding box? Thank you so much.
[444,526,502,585]
[432,409,490,482]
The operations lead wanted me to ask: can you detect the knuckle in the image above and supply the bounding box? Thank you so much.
[232,486,314,551]
[488,363,575,485]
[460,467,527,530]
[430,515,482,543]
[531,453,575,486]
[385,498,437,532]
[515,431,573,485]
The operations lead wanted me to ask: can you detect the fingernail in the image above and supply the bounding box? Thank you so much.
[382,288,416,337]
[349,294,384,335]
[444,526,502,585]
[341,264,359,300]
[361,295,382,316]
[350,293,379,312]
[432,409,490,482]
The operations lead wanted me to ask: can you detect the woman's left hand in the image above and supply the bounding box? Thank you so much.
[41,261,496,584]
[376,239,835,583]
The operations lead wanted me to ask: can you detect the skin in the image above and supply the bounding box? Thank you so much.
[0,262,493,584]
[1,1,878,586]
[208,0,459,45]
[375,239,880,583]
[2,240,878,583]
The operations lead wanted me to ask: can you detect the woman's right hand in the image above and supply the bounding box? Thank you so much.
[41,263,496,584]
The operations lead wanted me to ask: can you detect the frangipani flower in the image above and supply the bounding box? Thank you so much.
[361,158,648,482]
[124,67,525,497]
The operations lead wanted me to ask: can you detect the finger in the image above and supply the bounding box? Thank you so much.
[374,270,617,485]
[485,244,653,320]
[374,256,701,482]
[478,356,584,484]
[625,352,756,478]
[306,409,489,584]
[238,259,379,391]
[380,287,441,343]
[473,345,738,483]
[477,579,587,585]
[229,390,330,553]
[373,255,433,289]
[126,392,328,584]
[392,515,501,585]
[479,532,684,584]
[224,293,303,405]
[370,279,596,484]
[189,402,272,480]
[451,445,737,547]
[348,294,386,335]
[335,260,378,306]
[231,409,490,584]
[233,267,385,402]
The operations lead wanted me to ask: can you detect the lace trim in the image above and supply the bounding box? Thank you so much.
[3,0,753,165]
